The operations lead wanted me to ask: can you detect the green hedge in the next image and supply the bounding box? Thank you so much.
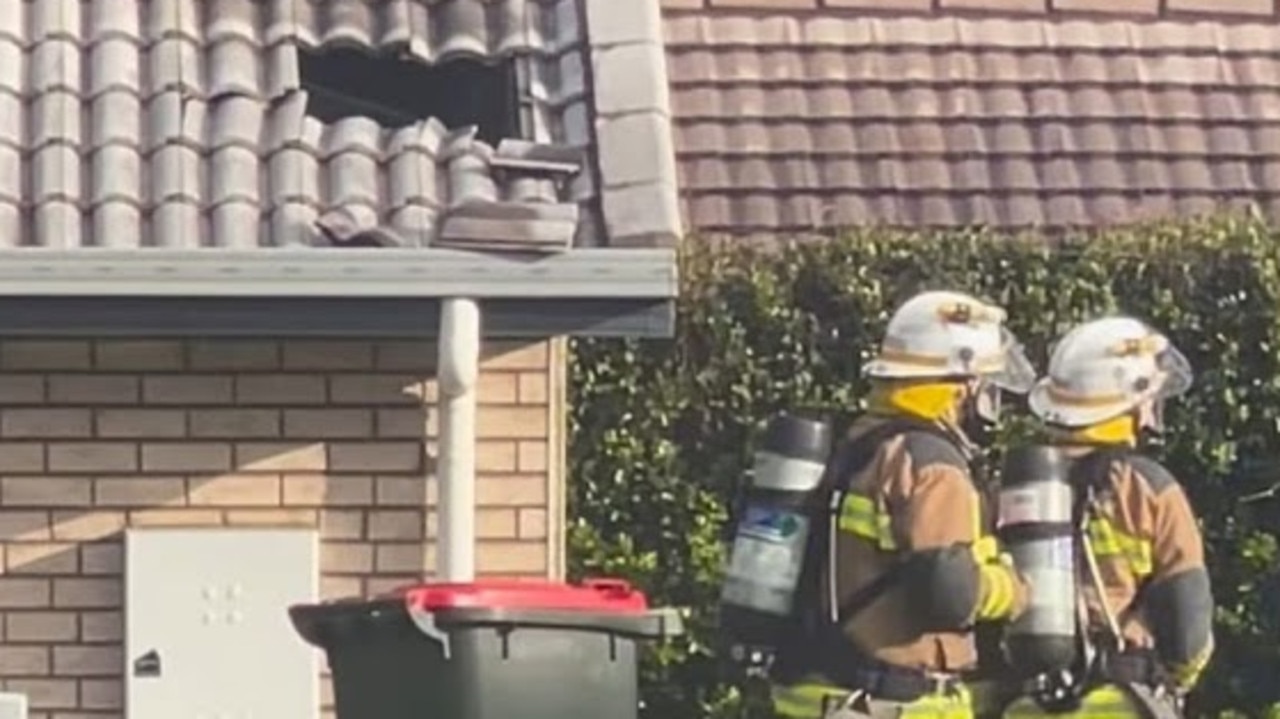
[567,216,1280,719]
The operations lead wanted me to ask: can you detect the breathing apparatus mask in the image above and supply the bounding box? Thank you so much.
[958,328,1036,443]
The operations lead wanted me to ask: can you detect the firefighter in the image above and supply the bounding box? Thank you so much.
[999,316,1214,719]
[769,289,1036,719]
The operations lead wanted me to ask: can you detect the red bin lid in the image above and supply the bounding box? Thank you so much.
[401,578,648,615]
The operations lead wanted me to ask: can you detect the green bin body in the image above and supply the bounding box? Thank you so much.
[290,578,681,719]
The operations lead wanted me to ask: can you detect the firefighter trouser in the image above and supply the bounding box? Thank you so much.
[773,677,974,719]
[1000,683,1181,719]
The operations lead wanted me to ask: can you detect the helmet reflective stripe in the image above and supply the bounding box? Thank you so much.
[865,290,1035,394]
[1029,316,1193,428]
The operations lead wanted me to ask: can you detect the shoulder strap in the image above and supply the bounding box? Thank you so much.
[806,417,955,626]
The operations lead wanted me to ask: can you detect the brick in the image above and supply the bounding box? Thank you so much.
[2,478,92,507]
[188,474,281,506]
[477,406,548,439]
[940,0,1045,10]
[53,645,120,676]
[1,341,91,370]
[141,443,231,472]
[80,611,122,642]
[53,578,121,608]
[236,442,328,472]
[1166,0,1272,12]
[518,508,548,539]
[320,510,364,540]
[368,510,423,540]
[81,543,122,575]
[516,440,548,472]
[128,509,223,527]
[1051,0,1157,11]
[95,409,187,438]
[477,441,518,472]
[477,541,547,574]
[1,409,91,438]
[235,375,327,405]
[79,678,123,709]
[0,646,49,675]
[284,409,373,439]
[0,442,47,471]
[5,543,78,575]
[516,373,548,405]
[330,375,426,406]
[224,509,316,526]
[93,476,186,507]
[323,542,374,573]
[6,678,78,709]
[374,476,432,506]
[477,475,546,506]
[190,409,280,438]
[478,508,517,539]
[49,512,125,541]
[0,578,51,608]
[94,340,184,370]
[366,574,424,596]
[374,409,429,439]
[47,375,139,404]
[375,543,429,573]
[143,375,234,404]
[48,443,138,472]
[374,341,437,371]
[5,611,77,641]
[0,511,53,541]
[321,576,362,600]
[282,474,373,506]
[477,373,518,403]
[706,0,813,5]
[189,341,280,370]
[282,341,375,370]
[329,442,423,472]
[481,342,549,371]
[0,374,46,403]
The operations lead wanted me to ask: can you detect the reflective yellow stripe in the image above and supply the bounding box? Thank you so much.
[838,493,898,550]
[976,564,1016,620]
[775,679,974,719]
[1087,517,1153,579]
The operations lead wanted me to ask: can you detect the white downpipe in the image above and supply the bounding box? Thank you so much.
[437,297,481,582]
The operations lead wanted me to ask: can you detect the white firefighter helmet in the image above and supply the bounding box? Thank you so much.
[1028,316,1193,428]
[864,290,1036,394]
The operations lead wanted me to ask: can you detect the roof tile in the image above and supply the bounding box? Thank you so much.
[0,0,590,250]
[667,11,1280,233]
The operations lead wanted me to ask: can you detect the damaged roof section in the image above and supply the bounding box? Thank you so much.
[665,9,1280,235]
[0,0,596,251]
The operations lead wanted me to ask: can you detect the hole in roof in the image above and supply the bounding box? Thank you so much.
[299,47,520,146]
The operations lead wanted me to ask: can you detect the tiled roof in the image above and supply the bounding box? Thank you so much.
[664,6,1280,235]
[0,0,596,250]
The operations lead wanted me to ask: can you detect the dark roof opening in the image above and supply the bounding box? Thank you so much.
[299,48,520,146]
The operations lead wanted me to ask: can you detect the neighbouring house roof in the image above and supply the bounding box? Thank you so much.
[664,3,1280,236]
[0,0,681,338]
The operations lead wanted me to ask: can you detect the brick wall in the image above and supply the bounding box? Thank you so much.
[661,0,1277,16]
[0,338,565,718]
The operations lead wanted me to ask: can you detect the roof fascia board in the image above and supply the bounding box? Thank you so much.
[0,296,676,339]
[0,248,677,300]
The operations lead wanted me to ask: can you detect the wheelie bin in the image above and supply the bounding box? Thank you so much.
[289,578,683,719]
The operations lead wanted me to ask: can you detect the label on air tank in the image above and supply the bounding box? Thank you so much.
[726,507,809,592]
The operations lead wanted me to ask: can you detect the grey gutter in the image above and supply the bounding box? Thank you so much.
[0,247,677,300]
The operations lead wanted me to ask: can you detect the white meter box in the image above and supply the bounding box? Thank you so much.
[124,528,320,719]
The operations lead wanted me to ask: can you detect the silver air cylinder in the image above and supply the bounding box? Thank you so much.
[998,444,1079,675]
[720,413,833,651]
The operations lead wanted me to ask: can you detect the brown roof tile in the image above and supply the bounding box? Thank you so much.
[665,9,1280,233]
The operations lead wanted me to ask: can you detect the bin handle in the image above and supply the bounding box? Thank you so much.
[583,578,633,596]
